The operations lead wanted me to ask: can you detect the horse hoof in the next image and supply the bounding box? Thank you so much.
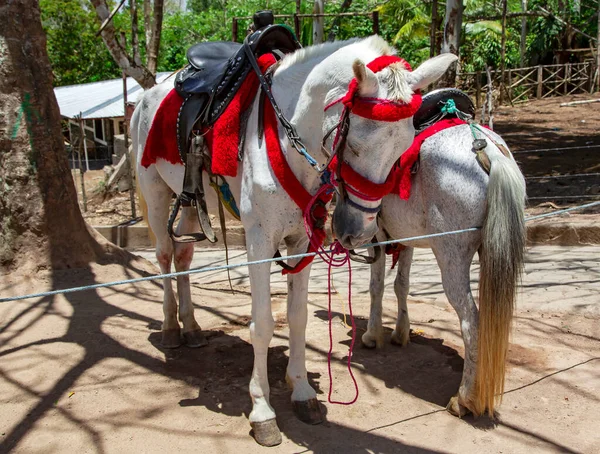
[161,328,182,348]
[251,419,282,447]
[390,329,410,347]
[183,329,208,348]
[361,331,383,349]
[293,398,324,425]
[447,395,470,418]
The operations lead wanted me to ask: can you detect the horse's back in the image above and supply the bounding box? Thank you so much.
[380,124,488,247]
[420,124,488,229]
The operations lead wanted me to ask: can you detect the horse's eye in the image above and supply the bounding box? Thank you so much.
[347,142,360,157]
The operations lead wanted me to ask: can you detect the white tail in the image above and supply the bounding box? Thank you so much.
[474,142,526,415]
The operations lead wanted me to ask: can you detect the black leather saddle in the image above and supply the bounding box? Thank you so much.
[174,11,300,161]
[413,88,475,133]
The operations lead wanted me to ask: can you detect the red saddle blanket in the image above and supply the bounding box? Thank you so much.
[141,54,276,176]
[392,117,467,200]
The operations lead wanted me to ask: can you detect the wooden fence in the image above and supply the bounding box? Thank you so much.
[457,61,597,108]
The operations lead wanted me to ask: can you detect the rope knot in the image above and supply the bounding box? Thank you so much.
[441,99,457,115]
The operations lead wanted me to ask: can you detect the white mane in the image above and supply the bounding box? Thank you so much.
[277,39,357,71]
[277,35,412,103]
[278,35,394,71]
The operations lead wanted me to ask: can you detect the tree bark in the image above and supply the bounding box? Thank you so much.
[144,0,152,48]
[313,0,324,44]
[500,0,508,103]
[0,0,117,273]
[430,0,438,58]
[327,0,353,41]
[597,0,600,91]
[146,0,164,75]
[130,0,142,66]
[438,0,463,87]
[520,0,528,67]
[90,0,156,89]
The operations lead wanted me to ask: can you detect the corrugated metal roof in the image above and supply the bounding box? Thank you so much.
[54,72,173,120]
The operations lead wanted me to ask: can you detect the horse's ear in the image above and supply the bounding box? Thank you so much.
[407,53,458,91]
[353,59,378,96]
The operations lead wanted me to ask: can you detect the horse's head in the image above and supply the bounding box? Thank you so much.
[323,43,457,249]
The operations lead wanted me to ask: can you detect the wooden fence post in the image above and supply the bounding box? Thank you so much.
[232,18,238,42]
[372,11,379,35]
[537,65,543,99]
[294,0,301,38]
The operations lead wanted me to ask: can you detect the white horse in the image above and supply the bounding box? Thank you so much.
[362,123,526,417]
[132,36,456,445]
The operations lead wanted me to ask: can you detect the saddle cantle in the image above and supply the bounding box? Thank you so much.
[413,88,475,133]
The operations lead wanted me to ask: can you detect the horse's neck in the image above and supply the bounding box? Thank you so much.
[266,48,351,193]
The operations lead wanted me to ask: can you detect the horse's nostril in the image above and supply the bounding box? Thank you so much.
[367,215,375,222]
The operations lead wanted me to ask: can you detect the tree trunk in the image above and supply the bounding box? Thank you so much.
[430,0,439,58]
[90,0,156,89]
[520,0,527,67]
[597,0,600,91]
[0,0,117,273]
[313,0,324,44]
[146,0,164,75]
[500,0,508,103]
[327,0,353,41]
[130,0,142,66]
[438,0,463,87]
[144,0,152,48]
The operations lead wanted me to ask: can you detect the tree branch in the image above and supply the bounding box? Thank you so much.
[90,0,156,89]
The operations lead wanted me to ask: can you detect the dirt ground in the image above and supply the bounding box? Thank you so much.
[1,94,598,453]
[1,245,599,453]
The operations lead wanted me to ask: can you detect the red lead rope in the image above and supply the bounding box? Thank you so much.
[266,54,423,406]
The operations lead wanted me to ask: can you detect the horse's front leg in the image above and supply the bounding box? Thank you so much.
[362,244,387,349]
[285,239,324,425]
[246,226,281,447]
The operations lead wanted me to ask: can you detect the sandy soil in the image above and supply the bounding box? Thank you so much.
[1,246,599,453]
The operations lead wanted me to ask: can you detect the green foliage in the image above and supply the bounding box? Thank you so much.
[40,0,599,86]
[40,0,120,86]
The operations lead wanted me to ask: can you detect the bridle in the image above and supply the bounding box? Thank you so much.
[318,56,422,214]
[247,39,422,207]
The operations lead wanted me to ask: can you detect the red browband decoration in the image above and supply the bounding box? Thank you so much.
[325,55,422,123]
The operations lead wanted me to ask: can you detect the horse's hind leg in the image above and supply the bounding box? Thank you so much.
[362,245,387,349]
[432,238,479,416]
[173,207,206,347]
[140,167,181,348]
[391,246,414,347]
[285,237,323,425]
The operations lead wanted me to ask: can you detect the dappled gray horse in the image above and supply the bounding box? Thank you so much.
[363,122,526,417]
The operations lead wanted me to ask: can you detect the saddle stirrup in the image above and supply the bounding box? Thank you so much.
[167,195,208,243]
